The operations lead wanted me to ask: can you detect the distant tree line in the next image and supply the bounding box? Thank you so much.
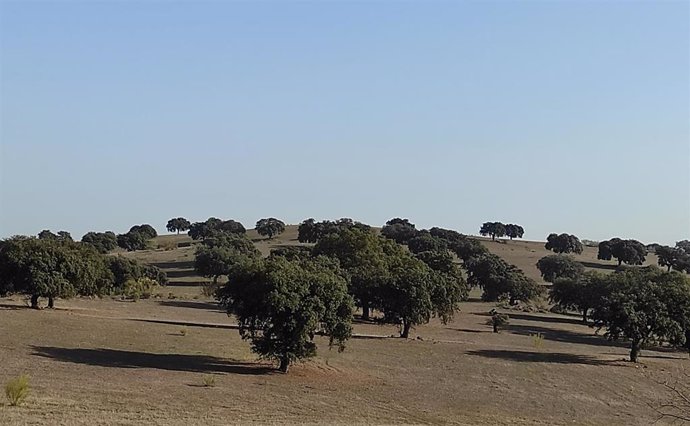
[479,222,524,241]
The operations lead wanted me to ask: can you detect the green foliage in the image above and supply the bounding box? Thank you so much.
[188,218,246,240]
[255,218,286,239]
[656,245,690,272]
[106,256,167,290]
[202,375,215,387]
[597,238,647,266]
[269,246,313,261]
[591,267,690,362]
[549,272,609,323]
[505,224,524,240]
[380,218,418,245]
[479,222,506,241]
[487,311,509,332]
[217,256,354,373]
[194,234,260,284]
[536,255,584,283]
[297,218,371,243]
[166,217,191,234]
[545,233,584,254]
[122,277,158,301]
[81,231,118,254]
[0,238,114,307]
[531,332,545,349]
[466,254,544,304]
[116,231,149,251]
[5,374,29,406]
[407,232,447,254]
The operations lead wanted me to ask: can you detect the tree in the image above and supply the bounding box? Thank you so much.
[188,218,245,240]
[166,217,191,235]
[656,245,689,272]
[0,238,114,308]
[194,234,260,284]
[216,256,354,373]
[597,238,647,266]
[549,272,610,323]
[255,218,286,239]
[544,233,584,254]
[81,231,118,254]
[129,224,157,239]
[269,246,313,261]
[536,255,584,283]
[297,218,318,243]
[479,222,506,241]
[465,254,543,304]
[297,218,371,243]
[106,256,167,289]
[38,230,72,242]
[505,224,524,241]
[381,218,418,244]
[313,228,390,320]
[592,267,690,362]
[117,231,149,251]
[407,232,447,254]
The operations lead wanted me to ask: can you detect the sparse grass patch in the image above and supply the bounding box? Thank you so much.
[180,328,188,336]
[202,375,216,387]
[531,332,545,349]
[5,374,29,406]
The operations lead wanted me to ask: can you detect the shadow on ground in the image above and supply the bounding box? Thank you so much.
[152,261,195,270]
[31,346,274,375]
[466,349,613,365]
[507,312,586,326]
[505,323,628,349]
[579,261,619,271]
[157,300,223,311]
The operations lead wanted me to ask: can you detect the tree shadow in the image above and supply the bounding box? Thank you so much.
[506,323,628,349]
[31,346,274,375]
[579,261,619,271]
[0,302,30,310]
[151,261,195,270]
[132,318,239,330]
[157,300,222,311]
[466,349,613,365]
[507,312,586,326]
[161,270,198,279]
[453,328,487,334]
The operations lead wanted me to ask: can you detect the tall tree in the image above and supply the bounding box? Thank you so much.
[255,218,286,239]
[656,245,689,272]
[544,233,584,254]
[166,217,191,235]
[549,272,610,323]
[504,224,524,241]
[479,222,506,241]
[129,224,157,239]
[597,238,647,266]
[194,234,260,284]
[188,218,246,240]
[217,256,354,373]
[466,254,543,304]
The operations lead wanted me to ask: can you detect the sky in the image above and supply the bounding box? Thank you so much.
[1,1,688,244]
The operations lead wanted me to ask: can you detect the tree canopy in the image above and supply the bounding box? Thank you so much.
[188,218,246,240]
[166,217,191,234]
[81,231,118,254]
[597,238,647,266]
[549,271,610,323]
[544,233,584,254]
[479,222,506,241]
[381,218,418,244]
[216,256,354,373]
[465,253,543,304]
[656,244,690,273]
[536,255,584,283]
[194,234,260,284]
[255,218,286,239]
[505,224,524,241]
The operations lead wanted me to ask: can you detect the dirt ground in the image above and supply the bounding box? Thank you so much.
[1,292,687,425]
[0,228,681,425]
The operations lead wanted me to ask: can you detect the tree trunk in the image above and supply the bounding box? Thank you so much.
[47,296,54,309]
[667,265,671,272]
[618,259,623,266]
[493,323,498,333]
[177,230,180,235]
[278,356,290,373]
[630,338,642,363]
[30,295,39,309]
[401,320,411,338]
[581,308,588,324]
[685,329,690,356]
[361,299,370,321]
[491,235,495,241]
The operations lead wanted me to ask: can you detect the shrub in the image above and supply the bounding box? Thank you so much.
[531,332,545,349]
[487,310,509,333]
[202,375,216,387]
[5,374,29,406]
[122,277,158,301]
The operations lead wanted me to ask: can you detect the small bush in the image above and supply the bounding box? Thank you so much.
[487,310,510,333]
[5,375,29,406]
[202,375,216,387]
[531,332,545,349]
[122,277,158,301]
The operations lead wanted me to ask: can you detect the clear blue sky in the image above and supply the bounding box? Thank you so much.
[1,1,688,244]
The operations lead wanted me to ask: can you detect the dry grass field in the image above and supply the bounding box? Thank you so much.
[0,226,684,425]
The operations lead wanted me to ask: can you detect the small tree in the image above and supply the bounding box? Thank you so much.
[466,254,543,304]
[487,311,509,333]
[81,231,118,254]
[217,256,354,373]
[597,238,647,266]
[656,245,690,272]
[116,231,149,251]
[544,233,584,254]
[255,218,286,240]
[407,232,447,254]
[129,224,157,239]
[166,217,191,235]
[536,255,584,282]
[194,234,260,284]
[505,224,524,241]
[550,272,609,323]
[479,222,506,241]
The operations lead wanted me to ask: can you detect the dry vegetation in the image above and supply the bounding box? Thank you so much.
[0,226,682,425]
